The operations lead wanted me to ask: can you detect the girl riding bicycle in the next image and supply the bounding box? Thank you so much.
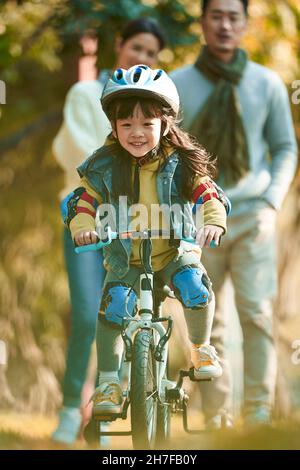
[63,65,227,416]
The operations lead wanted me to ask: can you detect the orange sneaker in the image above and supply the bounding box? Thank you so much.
[191,344,222,380]
[91,382,123,416]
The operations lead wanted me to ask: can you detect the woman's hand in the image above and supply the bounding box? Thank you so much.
[74,230,99,246]
[196,225,224,248]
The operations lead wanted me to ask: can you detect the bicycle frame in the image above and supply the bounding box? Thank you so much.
[120,238,172,406]
[77,228,219,444]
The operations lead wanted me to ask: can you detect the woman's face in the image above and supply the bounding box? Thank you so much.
[116,32,161,69]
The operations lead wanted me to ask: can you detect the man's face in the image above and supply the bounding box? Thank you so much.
[201,0,247,58]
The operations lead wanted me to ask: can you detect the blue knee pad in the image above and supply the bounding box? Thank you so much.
[171,265,211,309]
[100,283,137,327]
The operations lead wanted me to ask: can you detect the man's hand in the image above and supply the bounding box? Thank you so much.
[74,230,98,246]
[196,225,224,248]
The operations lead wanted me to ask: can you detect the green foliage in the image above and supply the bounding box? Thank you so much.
[0,0,300,415]
[0,122,67,413]
[0,0,198,80]
[1,0,299,82]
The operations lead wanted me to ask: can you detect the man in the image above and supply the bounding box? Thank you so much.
[171,0,298,428]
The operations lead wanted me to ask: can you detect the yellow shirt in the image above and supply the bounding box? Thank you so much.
[129,157,176,271]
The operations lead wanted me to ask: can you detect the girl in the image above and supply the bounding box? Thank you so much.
[66,65,227,415]
[52,18,166,444]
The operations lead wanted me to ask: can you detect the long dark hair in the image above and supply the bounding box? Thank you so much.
[120,17,166,51]
[106,96,216,202]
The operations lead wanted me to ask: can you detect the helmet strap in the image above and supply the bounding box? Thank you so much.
[132,145,160,167]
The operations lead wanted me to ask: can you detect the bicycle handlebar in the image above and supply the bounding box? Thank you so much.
[74,227,217,254]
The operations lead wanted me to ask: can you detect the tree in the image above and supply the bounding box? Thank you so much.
[0,0,299,416]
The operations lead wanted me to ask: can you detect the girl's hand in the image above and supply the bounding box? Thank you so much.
[196,225,224,248]
[74,230,99,246]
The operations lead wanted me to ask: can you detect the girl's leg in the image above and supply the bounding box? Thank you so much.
[159,250,221,379]
[159,251,214,342]
[182,292,215,345]
[93,267,140,414]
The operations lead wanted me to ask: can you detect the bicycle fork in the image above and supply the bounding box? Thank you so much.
[122,271,173,399]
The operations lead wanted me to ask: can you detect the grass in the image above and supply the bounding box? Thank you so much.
[0,411,300,451]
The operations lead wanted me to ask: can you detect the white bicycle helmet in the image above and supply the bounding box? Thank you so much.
[101,64,180,116]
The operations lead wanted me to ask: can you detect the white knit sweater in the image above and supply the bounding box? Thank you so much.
[53,75,111,200]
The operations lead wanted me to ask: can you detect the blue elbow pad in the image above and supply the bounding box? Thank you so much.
[60,191,74,225]
[60,187,87,227]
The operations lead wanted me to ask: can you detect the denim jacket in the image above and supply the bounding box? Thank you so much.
[76,144,196,278]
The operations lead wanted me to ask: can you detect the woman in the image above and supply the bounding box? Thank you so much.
[52,17,166,445]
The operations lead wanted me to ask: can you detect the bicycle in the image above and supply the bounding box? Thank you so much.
[76,226,221,450]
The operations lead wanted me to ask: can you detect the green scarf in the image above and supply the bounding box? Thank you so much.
[191,46,249,186]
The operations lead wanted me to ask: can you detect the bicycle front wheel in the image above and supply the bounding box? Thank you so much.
[155,384,171,448]
[131,330,157,450]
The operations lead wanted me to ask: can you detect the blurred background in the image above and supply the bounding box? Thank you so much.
[0,0,299,449]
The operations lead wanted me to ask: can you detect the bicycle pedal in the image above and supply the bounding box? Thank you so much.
[93,415,118,421]
[183,367,213,382]
[166,387,185,401]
